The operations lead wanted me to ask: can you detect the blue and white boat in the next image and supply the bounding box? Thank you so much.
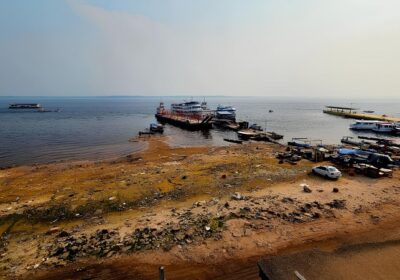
[350,120,384,130]
[216,105,236,120]
[372,122,400,134]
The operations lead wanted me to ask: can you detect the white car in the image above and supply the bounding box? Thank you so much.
[312,165,342,179]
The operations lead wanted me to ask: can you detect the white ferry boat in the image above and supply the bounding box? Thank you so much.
[372,122,399,134]
[349,120,383,130]
[171,101,205,114]
[216,105,236,120]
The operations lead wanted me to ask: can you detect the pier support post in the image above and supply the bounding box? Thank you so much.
[159,266,165,280]
[257,260,271,280]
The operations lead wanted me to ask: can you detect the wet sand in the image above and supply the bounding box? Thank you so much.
[263,240,400,280]
[27,222,400,280]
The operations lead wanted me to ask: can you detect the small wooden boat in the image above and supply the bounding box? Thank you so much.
[138,130,154,136]
[287,140,310,148]
[237,130,283,143]
[223,138,243,144]
[212,119,241,130]
[266,131,283,140]
[150,123,164,133]
[341,136,361,146]
[237,129,260,139]
[225,123,240,130]
[249,124,263,131]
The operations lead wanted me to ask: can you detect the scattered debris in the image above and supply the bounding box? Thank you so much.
[326,199,346,209]
[300,184,312,193]
[231,192,244,200]
[46,227,61,235]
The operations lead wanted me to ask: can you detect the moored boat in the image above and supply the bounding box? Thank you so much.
[287,138,311,148]
[265,131,284,140]
[171,101,205,115]
[155,102,213,130]
[341,136,364,146]
[372,123,399,134]
[237,129,283,141]
[150,123,164,133]
[349,120,383,130]
[223,138,243,144]
[249,124,263,131]
[9,103,41,109]
[216,105,236,120]
[237,129,260,139]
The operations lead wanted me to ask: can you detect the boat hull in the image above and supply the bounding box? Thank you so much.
[9,103,41,109]
[155,114,212,131]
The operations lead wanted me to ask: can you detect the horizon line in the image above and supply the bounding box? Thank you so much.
[2,95,400,101]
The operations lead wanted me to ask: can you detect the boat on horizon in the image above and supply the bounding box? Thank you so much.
[9,103,41,109]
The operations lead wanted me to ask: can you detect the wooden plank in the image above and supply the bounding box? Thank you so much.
[294,270,307,280]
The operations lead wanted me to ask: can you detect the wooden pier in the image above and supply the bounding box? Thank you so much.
[323,106,400,122]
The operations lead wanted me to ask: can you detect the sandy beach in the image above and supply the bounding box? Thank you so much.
[0,136,399,280]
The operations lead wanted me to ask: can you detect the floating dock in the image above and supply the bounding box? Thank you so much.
[323,106,400,122]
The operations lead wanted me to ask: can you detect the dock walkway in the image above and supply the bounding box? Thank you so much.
[323,106,400,122]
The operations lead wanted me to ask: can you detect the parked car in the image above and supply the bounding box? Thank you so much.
[312,165,342,179]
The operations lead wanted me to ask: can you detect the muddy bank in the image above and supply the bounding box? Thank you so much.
[262,239,400,280]
[0,137,399,279]
[26,220,400,280]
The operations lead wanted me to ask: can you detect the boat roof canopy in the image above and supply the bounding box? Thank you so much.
[325,106,358,110]
[10,103,40,106]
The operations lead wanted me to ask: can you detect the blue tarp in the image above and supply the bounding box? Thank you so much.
[337,148,357,155]
[338,148,372,156]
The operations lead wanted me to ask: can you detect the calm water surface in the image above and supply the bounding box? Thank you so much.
[1,96,399,167]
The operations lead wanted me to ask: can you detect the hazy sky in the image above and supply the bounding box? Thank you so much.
[0,0,399,98]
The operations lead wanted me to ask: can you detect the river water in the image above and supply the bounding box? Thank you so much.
[1,96,399,167]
